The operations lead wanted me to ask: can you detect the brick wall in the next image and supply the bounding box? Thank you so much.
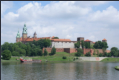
[43,48,64,53]
[42,48,103,55]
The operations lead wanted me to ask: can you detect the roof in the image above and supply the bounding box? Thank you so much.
[93,42,95,44]
[106,50,110,53]
[51,39,71,41]
[84,39,91,42]
[102,38,107,41]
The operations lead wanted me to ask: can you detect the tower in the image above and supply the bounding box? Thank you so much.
[22,24,27,42]
[33,32,37,38]
[77,37,84,41]
[16,30,21,42]
[102,38,107,42]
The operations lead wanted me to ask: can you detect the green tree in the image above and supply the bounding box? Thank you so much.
[12,51,19,56]
[93,41,108,49]
[2,50,11,60]
[85,42,90,49]
[26,44,31,56]
[75,48,83,57]
[1,42,9,51]
[50,47,56,55]
[37,49,42,56]
[44,49,48,56]
[81,40,85,48]
[74,41,80,48]
[111,47,118,57]
[85,52,91,57]
[98,53,103,57]
[52,37,59,39]
[93,49,96,55]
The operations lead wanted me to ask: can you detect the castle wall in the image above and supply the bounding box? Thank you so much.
[51,41,76,48]
[42,48,103,55]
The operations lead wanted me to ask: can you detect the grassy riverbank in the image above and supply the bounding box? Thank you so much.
[1,52,76,62]
[101,58,119,62]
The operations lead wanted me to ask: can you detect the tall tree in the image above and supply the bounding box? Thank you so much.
[44,49,48,56]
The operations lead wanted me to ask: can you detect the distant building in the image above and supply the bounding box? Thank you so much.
[16,24,107,49]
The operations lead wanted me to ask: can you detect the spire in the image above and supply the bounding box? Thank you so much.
[16,30,20,38]
[22,23,27,34]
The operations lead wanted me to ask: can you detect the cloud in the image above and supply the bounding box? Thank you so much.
[1,1,13,16]
[1,1,119,50]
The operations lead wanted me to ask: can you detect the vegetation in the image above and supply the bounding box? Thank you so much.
[75,48,83,57]
[62,56,67,59]
[44,49,48,56]
[85,52,91,57]
[93,41,108,49]
[52,37,59,39]
[1,39,51,57]
[50,47,56,55]
[101,58,119,62]
[2,50,12,60]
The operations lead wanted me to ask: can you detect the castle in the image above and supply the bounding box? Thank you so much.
[16,24,109,54]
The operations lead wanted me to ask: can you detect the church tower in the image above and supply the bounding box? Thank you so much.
[16,30,21,42]
[33,32,37,38]
[22,24,27,42]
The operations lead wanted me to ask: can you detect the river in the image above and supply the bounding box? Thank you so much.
[1,61,119,80]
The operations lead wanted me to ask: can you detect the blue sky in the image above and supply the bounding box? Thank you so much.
[1,1,119,50]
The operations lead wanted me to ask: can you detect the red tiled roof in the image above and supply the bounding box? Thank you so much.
[51,39,71,41]
[84,39,91,42]
[106,50,110,53]
[102,38,107,41]
[93,42,95,44]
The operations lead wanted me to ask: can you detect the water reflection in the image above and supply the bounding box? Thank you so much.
[1,62,119,80]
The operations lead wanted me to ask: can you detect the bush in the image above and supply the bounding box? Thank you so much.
[76,57,78,59]
[2,50,12,60]
[75,48,83,57]
[44,49,48,56]
[50,47,56,55]
[62,56,67,59]
[99,53,103,57]
[85,52,91,57]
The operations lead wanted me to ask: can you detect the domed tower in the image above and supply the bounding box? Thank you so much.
[102,38,107,42]
[16,30,21,42]
[22,24,27,41]
[33,32,37,38]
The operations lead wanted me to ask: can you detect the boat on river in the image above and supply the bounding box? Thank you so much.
[20,57,42,63]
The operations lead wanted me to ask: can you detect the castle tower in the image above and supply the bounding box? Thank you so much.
[22,24,27,42]
[16,30,21,42]
[102,38,107,42]
[33,32,37,38]
[77,37,84,41]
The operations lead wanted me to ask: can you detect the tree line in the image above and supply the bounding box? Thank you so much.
[75,40,108,49]
[1,39,57,60]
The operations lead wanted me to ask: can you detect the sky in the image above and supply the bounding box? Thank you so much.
[1,1,119,50]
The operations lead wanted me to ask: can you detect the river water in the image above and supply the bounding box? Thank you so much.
[1,61,119,80]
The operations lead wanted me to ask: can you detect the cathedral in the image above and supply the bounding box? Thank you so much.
[16,24,107,48]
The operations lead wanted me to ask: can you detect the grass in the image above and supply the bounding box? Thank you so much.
[101,58,119,62]
[1,52,76,62]
[115,66,119,70]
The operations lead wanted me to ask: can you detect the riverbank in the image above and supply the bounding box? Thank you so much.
[1,52,76,62]
[101,57,119,62]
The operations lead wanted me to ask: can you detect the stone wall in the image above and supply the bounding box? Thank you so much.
[42,48,64,53]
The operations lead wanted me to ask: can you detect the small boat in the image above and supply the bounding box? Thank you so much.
[20,57,42,63]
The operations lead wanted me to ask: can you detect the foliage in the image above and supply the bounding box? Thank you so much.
[84,42,90,49]
[52,37,59,39]
[2,50,12,60]
[85,52,91,57]
[110,47,118,57]
[50,47,56,55]
[97,50,99,55]
[44,49,48,56]
[37,49,42,56]
[93,41,108,49]
[74,41,80,48]
[93,49,96,55]
[81,40,85,48]
[75,48,83,57]
[98,53,103,57]
[62,56,67,59]
[12,51,19,56]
